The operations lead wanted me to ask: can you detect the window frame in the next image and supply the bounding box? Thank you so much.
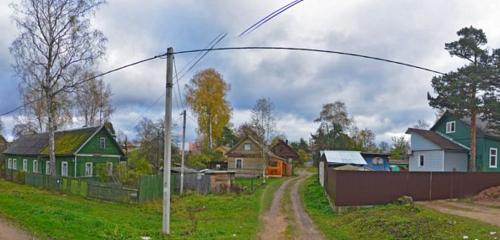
[446,121,456,133]
[99,137,106,149]
[22,159,28,172]
[12,159,17,170]
[33,160,38,173]
[490,148,498,168]
[419,155,425,167]
[45,162,50,175]
[85,162,93,177]
[235,159,243,169]
[61,161,69,177]
[7,158,12,169]
[243,143,251,151]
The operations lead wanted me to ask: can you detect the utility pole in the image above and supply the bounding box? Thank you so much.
[163,47,174,235]
[180,109,186,195]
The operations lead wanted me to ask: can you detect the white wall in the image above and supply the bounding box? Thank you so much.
[409,150,444,172]
[444,152,468,172]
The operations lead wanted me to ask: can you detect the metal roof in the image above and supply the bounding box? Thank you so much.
[321,150,367,165]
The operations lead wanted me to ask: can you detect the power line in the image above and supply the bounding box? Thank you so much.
[239,0,304,37]
[174,46,445,75]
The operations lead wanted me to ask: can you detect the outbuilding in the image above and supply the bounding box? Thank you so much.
[318,150,367,186]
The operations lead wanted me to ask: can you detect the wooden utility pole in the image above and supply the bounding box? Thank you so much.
[180,109,187,194]
[163,47,174,235]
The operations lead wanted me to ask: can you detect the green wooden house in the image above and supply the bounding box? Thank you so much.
[416,111,500,172]
[4,125,125,177]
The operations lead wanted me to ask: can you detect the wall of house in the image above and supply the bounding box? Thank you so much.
[480,138,500,172]
[409,150,444,172]
[75,155,121,177]
[227,157,265,176]
[362,155,389,171]
[443,152,468,172]
[410,133,442,151]
[79,129,122,156]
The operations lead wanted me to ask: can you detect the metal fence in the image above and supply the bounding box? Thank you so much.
[324,168,500,206]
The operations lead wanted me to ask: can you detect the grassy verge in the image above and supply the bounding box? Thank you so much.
[300,175,500,240]
[0,178,275,240]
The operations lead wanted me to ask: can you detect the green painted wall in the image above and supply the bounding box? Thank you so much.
[75,156,120,177]
[79,128,122,155]
[433,113,500,172]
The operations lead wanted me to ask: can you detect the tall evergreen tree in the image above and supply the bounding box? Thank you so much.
[428,26,500,171]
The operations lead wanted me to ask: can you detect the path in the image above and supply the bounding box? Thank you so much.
[259,171,325,240]
[0,217,34,240]
[419,200,500,227]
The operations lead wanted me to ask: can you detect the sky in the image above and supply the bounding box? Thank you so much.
[1,0,500,145]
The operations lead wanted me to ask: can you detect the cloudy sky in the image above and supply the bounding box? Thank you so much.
[1,0,500,144]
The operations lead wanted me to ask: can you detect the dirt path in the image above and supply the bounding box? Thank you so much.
[0,217,34,240]
[290,171,325,240]
[259,171,325,240]
[420,200,500,227]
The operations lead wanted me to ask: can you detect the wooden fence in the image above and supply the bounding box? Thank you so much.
[324,168,500,206]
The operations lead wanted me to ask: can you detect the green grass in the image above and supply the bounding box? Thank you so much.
[300,175,500,240]
[0,179,275,240]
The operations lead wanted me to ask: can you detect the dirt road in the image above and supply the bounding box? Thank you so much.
[0,217,34,240]
[259,171,325,240]
[420,200,500,227]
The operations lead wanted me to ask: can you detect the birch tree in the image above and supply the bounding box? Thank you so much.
[75,71,113,126]
[10,0,107,175]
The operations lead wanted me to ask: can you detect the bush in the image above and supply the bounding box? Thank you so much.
[14,171,26,184]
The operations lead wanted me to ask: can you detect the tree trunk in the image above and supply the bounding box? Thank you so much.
[46,92,57,176]
[470,109,477,172]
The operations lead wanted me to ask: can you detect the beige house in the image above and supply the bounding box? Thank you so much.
[226,133,292,177]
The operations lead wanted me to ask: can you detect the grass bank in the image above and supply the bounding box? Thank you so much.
[0,178,277,240]
[300,175,500,240]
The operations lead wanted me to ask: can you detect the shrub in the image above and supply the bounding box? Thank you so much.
[14,171,26,184]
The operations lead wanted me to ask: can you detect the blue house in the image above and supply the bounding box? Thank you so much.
[361,153,390,171]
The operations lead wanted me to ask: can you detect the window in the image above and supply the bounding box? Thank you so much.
[45,162,51,175]
[99,137,106,149]
[23,159,28,172]
[244,143,251,151]
[7,159,12,169]
[61,161,68,177]
[490,148,498,168]
[419,155,425,167]
[446,121,456,133]
[85,162,93,177]
[33,160,38,173]
[373,157,383,165]
[235,159,243,169]
[12,159,17,170]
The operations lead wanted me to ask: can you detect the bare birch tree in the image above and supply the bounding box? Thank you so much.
[75,71,113,126]
[10,0,107,175]
[251,98,275,181]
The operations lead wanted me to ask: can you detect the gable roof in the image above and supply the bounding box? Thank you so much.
[226,133,286,161]
[271,140,299,159]
[431,111,500,139]
[405,128,469,152]
[321,150,367,165]
[4,125,123,156]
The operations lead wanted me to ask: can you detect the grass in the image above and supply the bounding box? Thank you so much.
[282,179,297,239]
[0,178,278,240]
[300,175,500,240]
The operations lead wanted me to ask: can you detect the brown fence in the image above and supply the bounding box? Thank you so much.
[324,168,500,206]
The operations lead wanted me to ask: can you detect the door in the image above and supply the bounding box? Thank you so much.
[61,161,68,177]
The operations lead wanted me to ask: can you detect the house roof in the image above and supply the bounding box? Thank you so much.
[271,139,299,159]
[321,150,367,165]
[405,128,469,152]
[225,133,287,161]
[4,126,109,156]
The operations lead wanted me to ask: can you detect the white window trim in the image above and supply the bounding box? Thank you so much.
[12,159,17,170]
[7,158,12,169]
[244,143,251,151]
[446,121,456,133]
[235,159,243,169]
[419,154,425,167]
[33,160,38,173]
[23,159,28,172]
[85,162,93,177]
[100,137,106,149]
[45,162,50,175]
[61,161,69,177]
[490,147,498,168]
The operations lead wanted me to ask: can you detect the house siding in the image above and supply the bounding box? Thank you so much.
[409,150,444,172]
[443,152,468,172]
[78,129,122,156]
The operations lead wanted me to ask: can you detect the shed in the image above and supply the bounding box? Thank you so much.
[200,169,236,193]
[318,150,367,186]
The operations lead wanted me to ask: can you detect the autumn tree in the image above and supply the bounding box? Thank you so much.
[185,68,232,150]
[10,0,107,175]
[378,141,390,153]
[428,26,500,171]
[350,127,378,152]
[76,72,114,126]
[390,136,410,160]
[315,101,353,133]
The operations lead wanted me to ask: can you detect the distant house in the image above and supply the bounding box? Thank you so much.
[406,128,469,172]
[225,133,292,177]
[318,150,368,186]
[4,125,125,177]
[271,139,300,162]
[361,152,390,171]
